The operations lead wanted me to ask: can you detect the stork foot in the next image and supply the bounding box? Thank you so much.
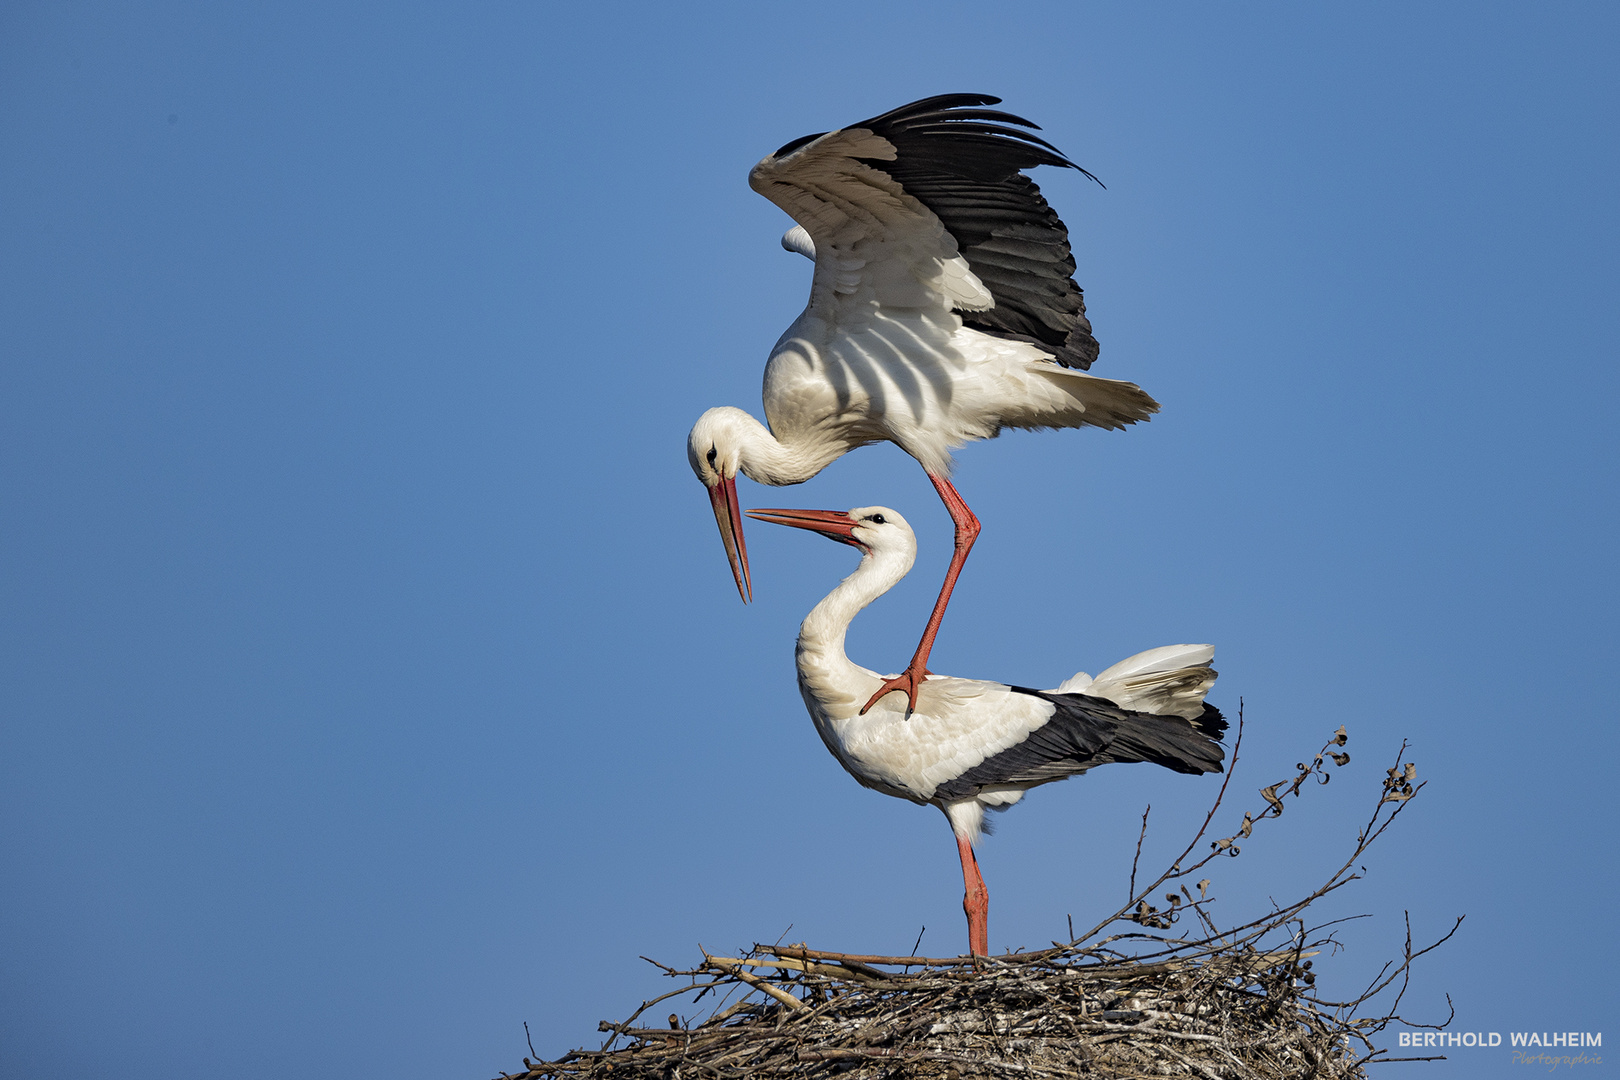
[861,665,931,717]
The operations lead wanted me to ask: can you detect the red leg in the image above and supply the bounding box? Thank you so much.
[862,472,981,715]
[956,834,989,957]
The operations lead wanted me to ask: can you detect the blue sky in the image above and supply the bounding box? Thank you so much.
[2,3,1615,1077]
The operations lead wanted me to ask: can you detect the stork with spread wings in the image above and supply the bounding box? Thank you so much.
[688,95,1157,715]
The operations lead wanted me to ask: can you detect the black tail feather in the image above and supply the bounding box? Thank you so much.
[1191,701,1228,743]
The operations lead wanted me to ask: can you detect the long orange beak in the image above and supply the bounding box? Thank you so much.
[745,508,866,552]
[708,474,752,603]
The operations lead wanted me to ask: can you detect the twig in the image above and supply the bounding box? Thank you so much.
[1074,706,1248,947]
[702,954,807,1011]
[1128,804,1150,902]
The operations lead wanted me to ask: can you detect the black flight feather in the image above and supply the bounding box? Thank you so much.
[849,94,1104,370]
[931,691,1226,803]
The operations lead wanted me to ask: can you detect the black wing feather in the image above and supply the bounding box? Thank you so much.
[851,94,1104,369]
[932,691,1226,803]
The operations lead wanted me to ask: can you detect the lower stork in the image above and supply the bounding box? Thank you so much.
[748,505,1227,957]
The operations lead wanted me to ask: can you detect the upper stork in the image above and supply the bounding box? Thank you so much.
[688,94,1159,714]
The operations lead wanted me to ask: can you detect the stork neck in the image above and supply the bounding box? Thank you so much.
[797,546,915,670]
[726,410,847,488]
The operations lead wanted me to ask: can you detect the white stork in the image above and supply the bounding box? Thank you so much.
[746,504,1226,957]
[688,94,1158,715]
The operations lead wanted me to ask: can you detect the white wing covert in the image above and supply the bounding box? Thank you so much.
[750,128,993,324]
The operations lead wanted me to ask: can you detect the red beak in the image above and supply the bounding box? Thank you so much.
[745,508,867,552]
[707,474,752,603]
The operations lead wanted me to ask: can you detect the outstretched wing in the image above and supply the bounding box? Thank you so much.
[751,94,1101,368]
[749,119,996,325]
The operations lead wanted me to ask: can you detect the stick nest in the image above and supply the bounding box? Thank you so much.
[504,723,1458,1080]
[515,943,1369,1079]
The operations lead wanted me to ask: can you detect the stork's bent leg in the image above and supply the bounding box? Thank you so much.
[956,835,990,957]
[861,473,981,716]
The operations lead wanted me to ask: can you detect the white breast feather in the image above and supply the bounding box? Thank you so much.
[803,670,1056,802]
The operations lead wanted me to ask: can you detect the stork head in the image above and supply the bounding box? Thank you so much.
[746,505,916,565]
[687,408,754,603]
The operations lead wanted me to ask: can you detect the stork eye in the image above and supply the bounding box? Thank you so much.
[867,514,886,524]
[706,446,718,468]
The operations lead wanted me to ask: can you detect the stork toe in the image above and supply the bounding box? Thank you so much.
[860,666,931,718]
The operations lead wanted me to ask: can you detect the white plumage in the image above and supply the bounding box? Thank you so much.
[748,504,1226,956]
[689,95,1158,716]
[1054,644,1221,720]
